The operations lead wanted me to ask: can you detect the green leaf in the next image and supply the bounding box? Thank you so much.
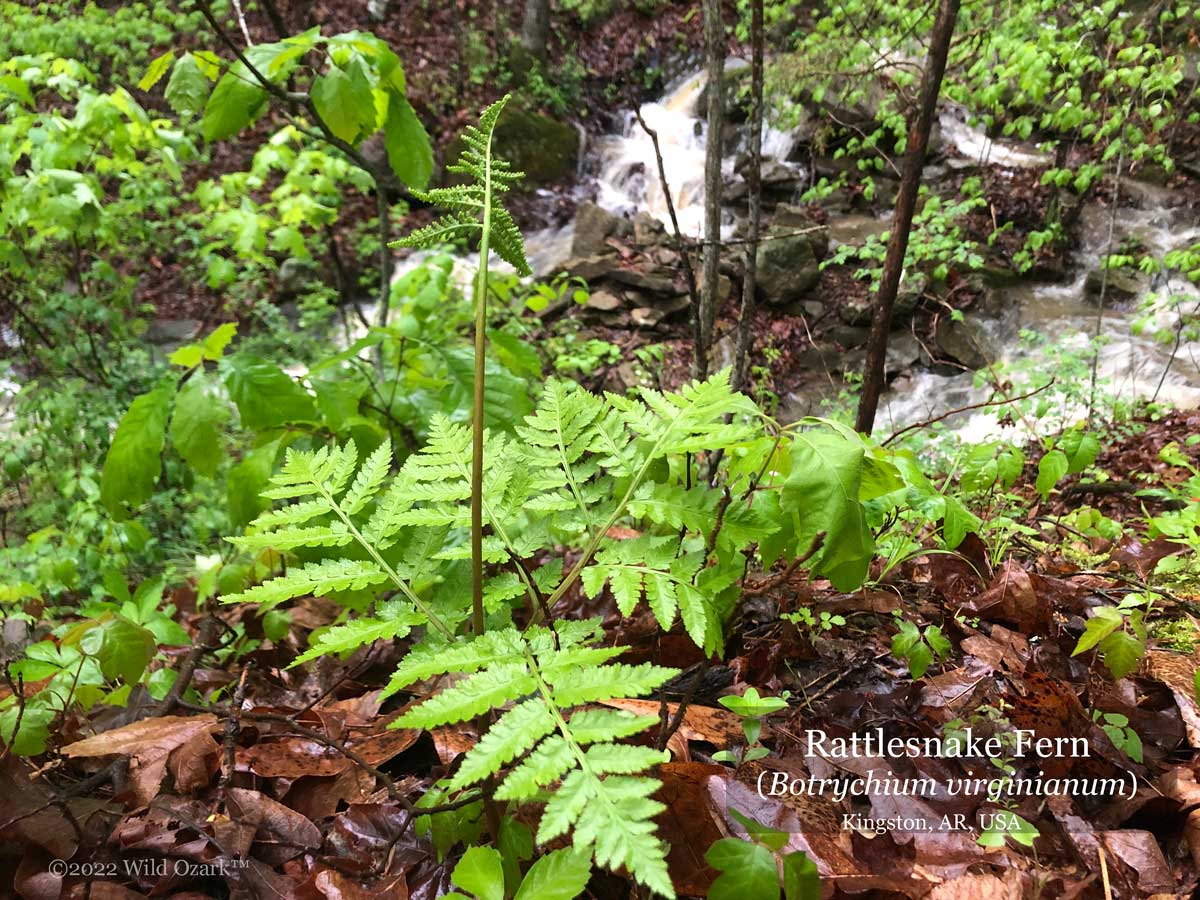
[1035,449,1069,498]
[452,846,505,900]
[385,91,434,189]
[228,439,283,528]
[0,703,55,756]
[0,74,34,107]
[783,429,873,591]
[221,354,317,430]
[706,838,780,900]
[201,62,269,140]
[171,372,228,478]
[312,64,374,145]
[165,54,211,116]
[139,50,175,91]
[80,617,156,684]
[1073,607,1123,656]
[1100,629,1144,680]
[101,378,176,518]
[1059,429,1100,473]
[513,847,592,900]
[782,851,821,900]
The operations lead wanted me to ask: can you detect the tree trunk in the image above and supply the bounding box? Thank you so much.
[698,0,726,379]
[732,0,764,394]
[520,0,552,61]
[854,0,961,435]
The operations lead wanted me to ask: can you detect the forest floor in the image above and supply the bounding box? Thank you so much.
[5,406,1200,899]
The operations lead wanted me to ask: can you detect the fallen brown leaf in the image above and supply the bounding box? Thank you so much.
[61,715,219,807]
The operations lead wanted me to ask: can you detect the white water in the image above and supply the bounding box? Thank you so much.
[877,202,1200,442]
[375,72,1200,441]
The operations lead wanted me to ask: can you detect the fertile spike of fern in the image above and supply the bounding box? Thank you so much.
[388,622,678,897]
[392,94,530,275]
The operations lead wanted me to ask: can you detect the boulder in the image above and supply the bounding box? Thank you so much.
[463,105,579,186]
[838,294,873,327]
[756,227,821,305]
[632,211,668,246]
[585,289,624,312]
[935,314,998,369]
[564,255,621,281]
[572,202,621,257]
[771,204,830,258]
[895,271,928,317]
[146,319,201,345]
[1084,267,1146,305]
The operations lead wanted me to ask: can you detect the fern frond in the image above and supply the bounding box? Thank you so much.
[341,439,392,514]
[290,601,422,667]
[220,558,388,610]
[389,623,677,896]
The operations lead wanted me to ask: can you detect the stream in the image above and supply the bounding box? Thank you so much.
[510,68,1200,441]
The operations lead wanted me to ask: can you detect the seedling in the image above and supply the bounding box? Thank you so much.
[713,687,789,765]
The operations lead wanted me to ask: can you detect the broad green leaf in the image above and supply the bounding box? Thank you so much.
[451,846,505,900]
[513,847,592,900]
[1100,629,1144,680]
[1072,607,1123,656]
[706,838,779,900]
[201,62,269,140]
[101,378,176,518]
[1035,449,1069,498]
[385,91,434,189]
[0,74,34,106]
[0,704,55,756]
[165,53,211,116]
[228,438,283,528]
[80,617,156,684]
[783,851,821,900]
[1060,429,1101,473]
[171,372,228,478]
[311,64,374,144]
[221,354,317,430]
[782,429,873,591]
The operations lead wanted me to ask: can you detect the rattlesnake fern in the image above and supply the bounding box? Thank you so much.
[222,98,780,896]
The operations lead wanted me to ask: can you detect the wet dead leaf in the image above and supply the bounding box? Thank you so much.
[61,714,219,807]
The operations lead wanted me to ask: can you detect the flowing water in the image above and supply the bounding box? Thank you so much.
[383,70,1200,440]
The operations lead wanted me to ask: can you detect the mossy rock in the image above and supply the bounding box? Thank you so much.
[444,105,579,187]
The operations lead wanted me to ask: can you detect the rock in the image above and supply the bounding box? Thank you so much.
[608,267,677,294]
[276,257,313,298]
[756,226,821,306]
[935,314,998,369]
[802,300,825,319]
[632,211,667,246]
[886,332,921,373]
[697,58,752,123]
[793,344,844,372]
[838,294,873,327]
[631,307,666,327]
[585,289,624,312]
[451,105,578,186]
[146,319,201,345]
[828,325,869,348]
[564,255,621,281]
[895,271,928,317]
[571,202,621,257]
[1084,267,1146,305]
[771,204,830,258]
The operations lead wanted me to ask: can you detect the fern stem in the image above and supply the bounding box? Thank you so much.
[470,119,494,639]
[315,480,454,639]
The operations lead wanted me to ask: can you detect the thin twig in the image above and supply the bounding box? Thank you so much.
[881,380,1056,446]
